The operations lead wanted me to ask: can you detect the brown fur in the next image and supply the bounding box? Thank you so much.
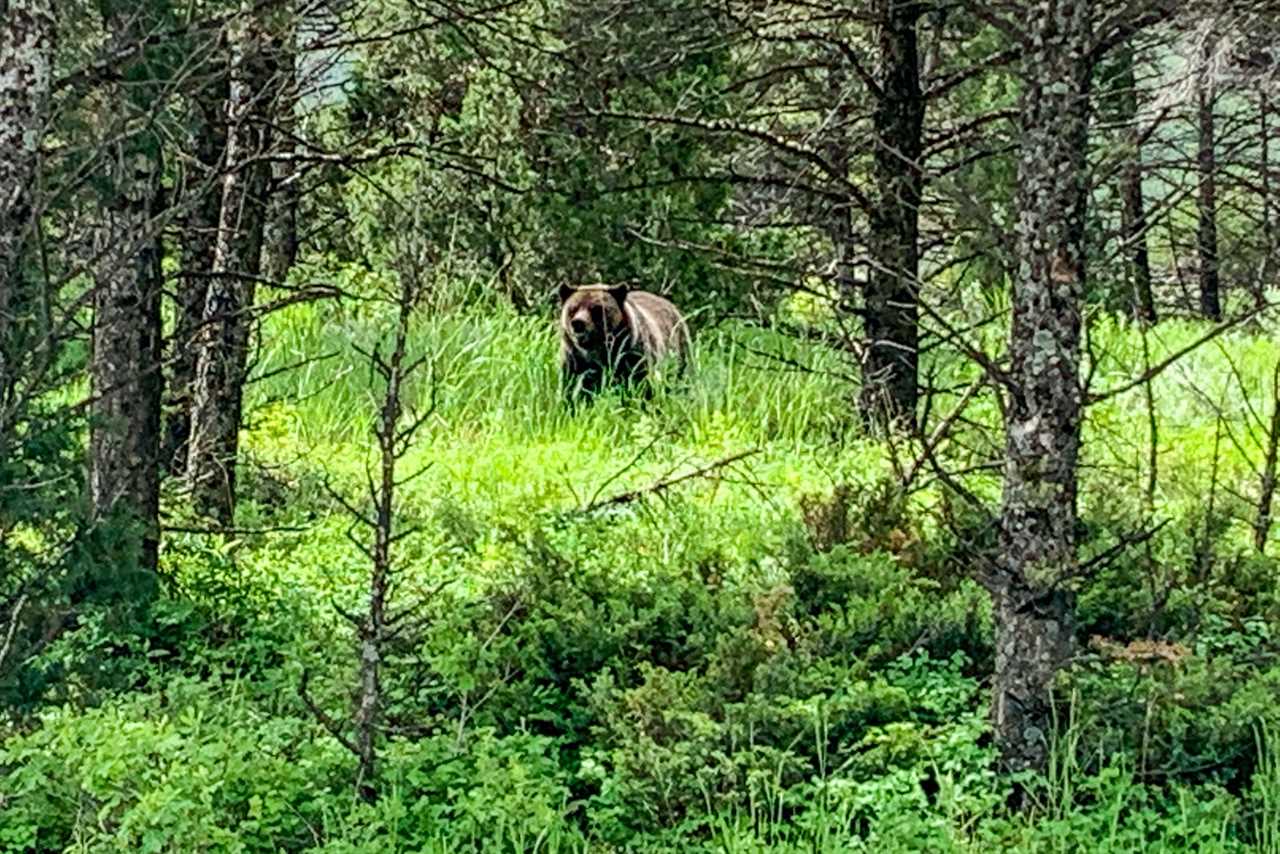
[558,283,691,399]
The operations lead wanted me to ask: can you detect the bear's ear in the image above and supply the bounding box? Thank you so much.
[558,283,575,304]
[608,284,629,306]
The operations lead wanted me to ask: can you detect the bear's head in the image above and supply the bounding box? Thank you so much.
[559,284,629,351]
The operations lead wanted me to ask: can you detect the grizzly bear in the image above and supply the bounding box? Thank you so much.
[558,283,691,401]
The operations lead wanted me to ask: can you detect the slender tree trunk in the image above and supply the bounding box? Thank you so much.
[186,6,276,524]
[1260,89,1273,311]
[299,270,427,803]
[354,298,411,802]
[0,0,55,428]
[261,11,300,285]
[90,4,166,574]
[820,61,860,358]
[1255,360,1280,554]
[164,55,229,474]
[1114,43,1155,323]
[261,165,300,286]
[861,0,925,431]
[994,0,1094,779]
[1197,40,1221,321]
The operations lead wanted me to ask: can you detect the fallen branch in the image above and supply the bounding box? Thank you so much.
[579,449,761,514]
[582,430,674,511]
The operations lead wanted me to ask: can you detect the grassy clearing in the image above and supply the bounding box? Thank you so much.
[262,299,1280,591]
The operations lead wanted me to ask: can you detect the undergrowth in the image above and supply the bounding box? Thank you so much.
[5,300,1280,851]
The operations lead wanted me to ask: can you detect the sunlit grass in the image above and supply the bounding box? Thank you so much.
[245,296,1280,560]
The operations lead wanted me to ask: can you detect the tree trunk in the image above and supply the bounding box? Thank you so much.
[261,163,300,286]
[1255,360,1280,554]
[164,54,229,474]
[0,0,55,426]
[1197,40,1220,321]
[261,13,300,286]
[821,62,859,356]
[185,5,276,524]
[861,0,925,432]
[1259,88,1273,312]
[90,4,166,574]
[994,0,1094,779]
[1113,43,1155,323]
[354,297,411,803]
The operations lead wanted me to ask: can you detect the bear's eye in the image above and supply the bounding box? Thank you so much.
[571,317,589,334]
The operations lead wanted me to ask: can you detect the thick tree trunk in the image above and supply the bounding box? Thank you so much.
[994,0,1094,778]
[90,166,165,572]
[993,578,1074,770]
[861,0,925,432]
[1113,43,1155,323]
[90,5,166,574]
[1197,42,1220,321]
[0,0,55,425]
[164,59,229,474]
[185,7,276,524]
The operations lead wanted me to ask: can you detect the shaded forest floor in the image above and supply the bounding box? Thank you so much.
[6,300,1280,852]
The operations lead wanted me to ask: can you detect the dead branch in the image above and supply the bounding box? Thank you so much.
[297,667,358,756]
[579,449,762,514]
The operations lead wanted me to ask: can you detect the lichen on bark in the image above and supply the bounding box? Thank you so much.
[993,0,1094,779]
[0,0,55,416]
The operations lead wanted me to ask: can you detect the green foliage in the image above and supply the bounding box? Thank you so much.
[3,303,1278,851]
[18,0,1280,849]
[319,0,746,317]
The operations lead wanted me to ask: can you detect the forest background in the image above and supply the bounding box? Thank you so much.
[5,0,1280,850]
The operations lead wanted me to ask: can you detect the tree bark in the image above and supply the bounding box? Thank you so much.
[0,0,55,427]
[994,0,1094,779]
[1255,360,1280,554]
[861,0,925,432]
[261,163,300,286]
[261,13,300,286]
[1197,39,1220,321]
[1259,88,1273,312]
[164,51,229,474]
[353,297,411,803]
[90,3,166,574]
[820,62,860,354]
[1113,43,1155,323]
[185,5,276,524]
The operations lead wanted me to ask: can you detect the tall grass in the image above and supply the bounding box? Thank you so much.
[248,297,1280,559]
[249,300,857,449]
[1255,722,1280,854]
[254,297,1280,448]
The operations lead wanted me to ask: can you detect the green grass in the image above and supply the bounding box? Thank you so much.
[8,297,1280,851]
[248,300,854,448]
[244,295,1280,555]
